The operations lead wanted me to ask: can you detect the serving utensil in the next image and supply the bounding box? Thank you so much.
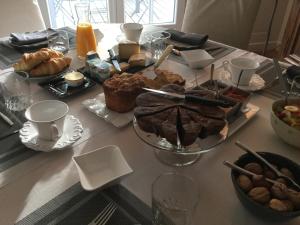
[154,44,174,69]
[108,49,121,73]
[210,63,215,86]
[236,69,244,88]
[235,141,300,190]
[0,112,14,126]
[142,87,232,107]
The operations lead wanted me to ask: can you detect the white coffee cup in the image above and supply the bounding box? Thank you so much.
[25,100,69,141]
[223,57,260,86]
[120,23,143,43]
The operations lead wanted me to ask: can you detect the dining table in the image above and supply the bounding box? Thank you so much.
[0,23,299,225]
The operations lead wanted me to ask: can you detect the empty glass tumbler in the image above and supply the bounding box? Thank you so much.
[0,71,31,111]
[152,172,199,225]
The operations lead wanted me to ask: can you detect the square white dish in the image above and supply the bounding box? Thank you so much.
[180,49,215,69]
[73,145,133,191]
[82,93,133,128]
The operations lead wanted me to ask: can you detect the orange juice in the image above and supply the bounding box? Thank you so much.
[76,22,97,58]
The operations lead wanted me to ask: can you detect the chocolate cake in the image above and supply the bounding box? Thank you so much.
[134,84,227,146]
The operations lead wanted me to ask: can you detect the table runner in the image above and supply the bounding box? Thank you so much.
[16,182,152,225]
[0,27,76,69]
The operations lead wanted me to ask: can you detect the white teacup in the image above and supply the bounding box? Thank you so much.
[223,57,260,86]
[120,23,143,43]
[25,100,69,141]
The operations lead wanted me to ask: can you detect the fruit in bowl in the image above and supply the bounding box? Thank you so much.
[271,98,300,148]
[231,152,300,220]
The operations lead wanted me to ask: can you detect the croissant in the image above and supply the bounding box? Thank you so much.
[39,48,64,58]
[30,57,72,76]
[13,51,50,72]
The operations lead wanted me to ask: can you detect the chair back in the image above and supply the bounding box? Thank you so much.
[0,0,45,37]
[182,0,261,49]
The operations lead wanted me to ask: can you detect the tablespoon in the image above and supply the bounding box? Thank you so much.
[223,161,290,188]
[235,141,300,191]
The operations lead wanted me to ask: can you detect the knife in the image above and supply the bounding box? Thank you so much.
[142,88,232,107]
[108,49,121,73]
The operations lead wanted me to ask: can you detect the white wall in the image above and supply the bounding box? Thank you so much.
[248,0,293,52]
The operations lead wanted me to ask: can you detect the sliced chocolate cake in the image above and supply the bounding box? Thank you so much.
[134,84,227,146]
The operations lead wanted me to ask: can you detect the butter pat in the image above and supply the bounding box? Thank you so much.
[128,53,146,67]
[118,42,140,60]
[64,72,85,87]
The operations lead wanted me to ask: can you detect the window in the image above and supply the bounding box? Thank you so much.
[39,0,185,29]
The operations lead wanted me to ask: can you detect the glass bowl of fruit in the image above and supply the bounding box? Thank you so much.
[271,98,300,148]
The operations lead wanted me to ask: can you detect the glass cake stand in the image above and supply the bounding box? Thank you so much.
[133,117,229,167]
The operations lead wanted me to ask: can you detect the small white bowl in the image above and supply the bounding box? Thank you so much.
[271,98,300,148]
[180,49,215,69]
[72,145,133,191]
[64,71,85,87]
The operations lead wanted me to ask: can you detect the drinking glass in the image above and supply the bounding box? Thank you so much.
[290,75,300,97]
[152,172,199,225]
[148,31,171,62]
[48,30,69,54]
[0,71,31,111]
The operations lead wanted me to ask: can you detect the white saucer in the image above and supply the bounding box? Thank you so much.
[217,70,265,91]
[19,115,83,152]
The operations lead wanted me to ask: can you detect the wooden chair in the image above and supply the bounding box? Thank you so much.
[181,0,261,49]
[0,0,45,37]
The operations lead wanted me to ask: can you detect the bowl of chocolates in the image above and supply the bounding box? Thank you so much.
[231,152,300,220]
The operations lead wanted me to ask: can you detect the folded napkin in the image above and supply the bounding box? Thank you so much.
[286,65,300,80]
[166,29,208,48]
[10,28,58,45]
[9,28,58,52]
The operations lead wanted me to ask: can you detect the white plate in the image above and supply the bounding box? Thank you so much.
[72,145,133,191]
[19,115,83,152]
[217,69,265,92]
[82,93,133,128]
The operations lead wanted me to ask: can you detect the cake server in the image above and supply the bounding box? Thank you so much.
[142,88,232,107]
[108,49,121,73]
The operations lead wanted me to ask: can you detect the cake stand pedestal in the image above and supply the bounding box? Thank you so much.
[133,117,229,167]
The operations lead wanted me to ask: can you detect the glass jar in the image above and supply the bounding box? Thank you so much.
[75,3,97,59]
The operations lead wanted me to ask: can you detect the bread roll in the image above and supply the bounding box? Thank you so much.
[40,48,64,58]
[30,57,72,76]
[13,51,50,72]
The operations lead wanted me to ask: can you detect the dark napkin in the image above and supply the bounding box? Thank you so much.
[286,65,300,80]
[166,29,208,48]
[10,28,58,45]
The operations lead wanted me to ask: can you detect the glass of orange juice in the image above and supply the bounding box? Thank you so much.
[75,3,97,59]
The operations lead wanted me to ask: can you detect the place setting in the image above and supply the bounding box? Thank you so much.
[19,100,83,152]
